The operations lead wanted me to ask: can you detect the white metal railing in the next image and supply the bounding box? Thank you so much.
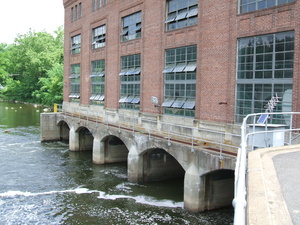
[233,112,300,225]
[59,109,240,158]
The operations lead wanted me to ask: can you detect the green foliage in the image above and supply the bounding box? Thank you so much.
[0,27,64,106]
[33,63,63,106]
[0,43,12,83]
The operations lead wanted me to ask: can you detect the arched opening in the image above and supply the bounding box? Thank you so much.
[203,169,234,210]
[142,148,185,182]
[78,127,93,151]
[58,121,70,141]
[103,135,129,163]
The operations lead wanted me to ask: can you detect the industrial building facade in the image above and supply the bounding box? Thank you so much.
[62,0,299,132]
[50,0,300,213]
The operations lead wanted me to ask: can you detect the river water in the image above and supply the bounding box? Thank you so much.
[0,101,233,225]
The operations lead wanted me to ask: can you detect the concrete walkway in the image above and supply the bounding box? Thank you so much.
[247,145,300,225]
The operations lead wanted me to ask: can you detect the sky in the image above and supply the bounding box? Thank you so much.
[0,0,64,44]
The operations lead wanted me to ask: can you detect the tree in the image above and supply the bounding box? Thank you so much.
[0,43,12,84]
[0,27,64,104]
[33,63,63,106]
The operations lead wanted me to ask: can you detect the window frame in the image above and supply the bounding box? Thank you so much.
[92,25,106,49]
[71,2,82,21]
[71,34,81,54]
[90,60,105,105]
[69,64,81,102]
[119,54,141,110]
[120,11,142,42]
[239,0,295,14]
[235,31,294,124]
[92,0,101,11]
[165,0,198,31]
[163,45,197,117]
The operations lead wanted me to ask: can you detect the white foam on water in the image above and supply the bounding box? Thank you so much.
[0,187,183,209]
[97,192,183,208]
[0,187,99,198]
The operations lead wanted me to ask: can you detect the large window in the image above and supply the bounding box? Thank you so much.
[90,60,105,105]
[71,34,81,54]
[120,11,142,42]
[240,0,295,14]
[69,64,81,102]
[119,54,141,110]
[166,0,198,31]
[92,25,106,49]
[163,45,197,117]
[236,31,294,123]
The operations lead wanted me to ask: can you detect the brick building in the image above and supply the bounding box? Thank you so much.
[62,0,299,132]
[40,0,300,213]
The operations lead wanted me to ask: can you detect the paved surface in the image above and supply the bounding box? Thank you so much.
[273,151,300,225]
[247,145,300,225]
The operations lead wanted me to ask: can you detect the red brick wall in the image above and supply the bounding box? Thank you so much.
[63,0,300,124]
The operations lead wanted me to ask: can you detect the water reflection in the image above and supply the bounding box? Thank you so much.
[0,101,44,128]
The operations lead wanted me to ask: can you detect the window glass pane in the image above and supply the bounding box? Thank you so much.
[121,11,142,42]
[240,0,295,13]
[120,54,141,109]
[71,34,81,54]
[166,0,198,31]
[236,31,294,123]
[70,64,81,101]
[164,45,197,117]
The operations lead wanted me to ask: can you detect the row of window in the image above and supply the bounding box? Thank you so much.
[70,0,295,53]
[71,3,82,22]
[70,10,141,52]
[71,0,198,35]
[71,0,295,28]
[70,45,197,116]
[69,31,294,123]
[70,2,197,53]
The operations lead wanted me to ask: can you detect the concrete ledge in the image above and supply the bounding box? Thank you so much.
[247,145,300,225]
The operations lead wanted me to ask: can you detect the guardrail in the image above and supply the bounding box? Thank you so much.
[233,112,300,225]
[58,110,240,158]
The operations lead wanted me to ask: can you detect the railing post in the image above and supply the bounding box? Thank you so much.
[289,114,293,145]
[54,103,58,113]
[191,134,194,152]
[219,134,223,159]
[168,126,171,146]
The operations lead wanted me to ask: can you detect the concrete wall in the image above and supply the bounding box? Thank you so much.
[79,128,93,151]
[204,170,234,210]
[105,136,129,163]
[142,149,185,182]
[40,113,60,141]
[60,121,70,141]
[62,102,241,150]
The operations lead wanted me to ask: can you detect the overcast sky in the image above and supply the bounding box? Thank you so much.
[0,0,64,44]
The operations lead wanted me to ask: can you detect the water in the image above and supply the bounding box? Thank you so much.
[0,101,233,225]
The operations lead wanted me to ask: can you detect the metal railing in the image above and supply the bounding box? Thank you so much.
[59,109,240,158]
[233,112,300,225]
